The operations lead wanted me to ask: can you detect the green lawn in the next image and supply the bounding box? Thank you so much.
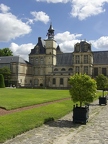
[0,88,70,110]
[0,100,73,142]
[0,89,106,143]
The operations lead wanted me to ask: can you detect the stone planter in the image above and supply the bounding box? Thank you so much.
[99,96,107,105]
[73,105,89,124]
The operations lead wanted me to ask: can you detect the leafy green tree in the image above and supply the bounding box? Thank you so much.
[0,48,13,56]
[0,74,5,88]
[0,67,11,87]
[69,73,97,107]
[95,74,108,96]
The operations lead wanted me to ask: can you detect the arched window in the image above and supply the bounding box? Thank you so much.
[68,68,73,72]
[54,68,58,71]
[61,68,66,71]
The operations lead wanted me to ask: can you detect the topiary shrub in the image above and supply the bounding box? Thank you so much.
[69,73,97,107]
[0,74,5,88]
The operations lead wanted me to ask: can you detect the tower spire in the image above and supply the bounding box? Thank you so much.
[47,23,54,40]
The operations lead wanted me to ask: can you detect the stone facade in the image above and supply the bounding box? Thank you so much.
[0,56,33,87]
[0,24,108,88]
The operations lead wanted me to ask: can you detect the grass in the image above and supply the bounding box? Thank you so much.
[0,88,70,110]
[0,89,106,142]
[0,100,73,142]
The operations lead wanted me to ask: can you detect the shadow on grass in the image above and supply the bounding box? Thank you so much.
[45,119,81,128]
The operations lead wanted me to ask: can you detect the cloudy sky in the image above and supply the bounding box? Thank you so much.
[0,0,108,60]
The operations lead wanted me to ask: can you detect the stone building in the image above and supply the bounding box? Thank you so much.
[0,24,108,88]
[0,56,33,87]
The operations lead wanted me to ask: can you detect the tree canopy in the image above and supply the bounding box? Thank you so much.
[69,73,97,107]
[0,67,11,86]
[95,74,108,96]
[0,74,5,88]
[0,48,13,56]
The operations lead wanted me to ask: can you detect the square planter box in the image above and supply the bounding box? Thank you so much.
[99,96,107,105]
[73,105,89,124]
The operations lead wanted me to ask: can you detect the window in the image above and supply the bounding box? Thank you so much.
[84,44,88,52]
[60,78,63,85]
[35,79,38,85]
[30,58,33,64]
[94,68,98,77]
[75,66,80,73]
[52,78,56,84]
[35,69,38,75]
[54,68,58,71]
[35,58,38,64]
[102,68,106,76]
[40,58,44,64]
[75,55,80,64]
[75,45,80,52]
[84,55,88,64]
[40,69,43,75]
[68,68,72,72]
[30,80,32,84]
[84,66,88,74]
[61,68,66,71]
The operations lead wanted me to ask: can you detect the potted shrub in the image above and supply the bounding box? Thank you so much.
[69,73,97,124]
[95,74,108,105]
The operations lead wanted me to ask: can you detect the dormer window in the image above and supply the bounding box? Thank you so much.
[84,44,88,52]
[74,43,80,52]
[75,45,80,52]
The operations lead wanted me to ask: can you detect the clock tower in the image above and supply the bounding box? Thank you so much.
[45,23,57,75]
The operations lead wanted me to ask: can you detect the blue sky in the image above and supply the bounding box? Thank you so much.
[0,0,108,60]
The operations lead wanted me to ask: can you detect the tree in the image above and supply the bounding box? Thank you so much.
[0,67,11,87]
[0,74,5,88]
[0,48,13,56]
[69,73,97,107]
[95,74,108,96]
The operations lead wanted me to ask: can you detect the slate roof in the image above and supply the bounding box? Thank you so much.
[30,37,46,55]
[56,53,73,66]
[93,51,108,65]
[57,51,108,66]
[0,56,30,64]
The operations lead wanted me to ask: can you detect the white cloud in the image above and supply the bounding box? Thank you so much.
[36,0,70,3]
[71,0,108,20]
[55,32,108,52]
[10,43,35,61]
[0,4,32,42]
[31,11,50,24]
[55,31,82,52]
[0,3,10,13]
[26,19,34,25]
[36,0,108,20]
[90,36,108,50]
